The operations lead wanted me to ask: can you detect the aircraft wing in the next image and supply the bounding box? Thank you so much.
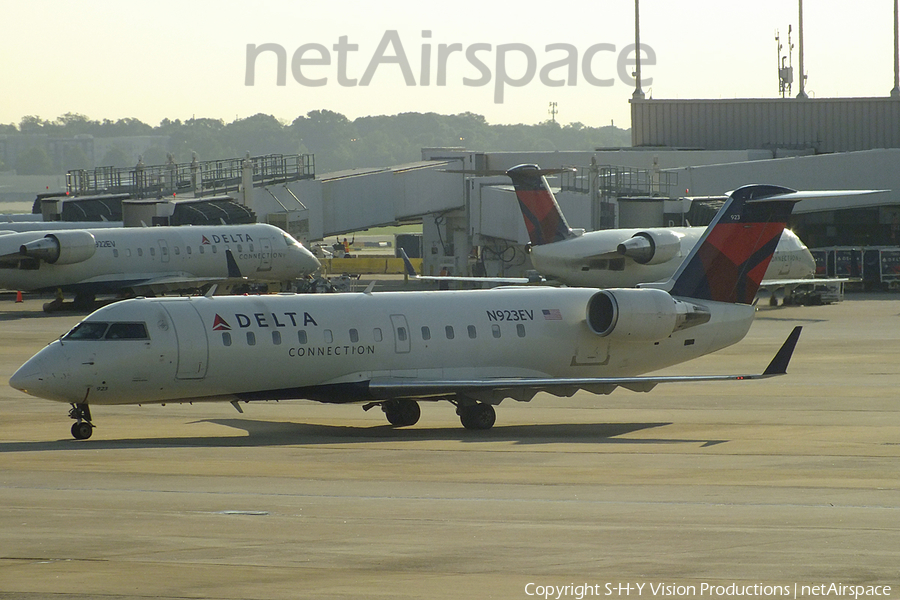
[760,277,847,287]
[368,326,801,400]
[399,249,544,284]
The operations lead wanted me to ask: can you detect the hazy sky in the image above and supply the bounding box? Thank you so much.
[2,0,895,128]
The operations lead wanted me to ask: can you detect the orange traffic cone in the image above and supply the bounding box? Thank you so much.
[15,291,23,303]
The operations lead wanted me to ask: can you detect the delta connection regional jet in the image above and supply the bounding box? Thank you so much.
[0,223,320,310]
[11,184,805,439]
[427,165,855,305]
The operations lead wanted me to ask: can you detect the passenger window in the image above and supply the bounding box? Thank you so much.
[237,244,243,253]
[272,331,282,345]
[517,324,526,338]
[247,332,256,346]
[298,330,308,344]
[249,243,255,252]
[161,247,168,256]
[150,247,156,257]
[349,328,359,343]
[324,329,333,343]
[397,327,408,342]
[199,246,205,254]
[445,326,455,340]
[492,324,501,339]
[467,325,476,339]
[113,249,119,258]
[222,332,232,347]
[105,322,149,340]
[137,248,143,257]
[212,246,217,254]
[126,249,132,257]
[174,246,180,256]
[374,328,383,342]
[187,246,192,255]
[64,321,109,340]
[421,326,431,340]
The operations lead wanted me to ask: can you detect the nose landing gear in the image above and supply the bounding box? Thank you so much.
[68,403,94,440]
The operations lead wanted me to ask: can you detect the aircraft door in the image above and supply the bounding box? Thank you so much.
[258,237,273,271]
[389,314,411,354]
[161,300,209,379]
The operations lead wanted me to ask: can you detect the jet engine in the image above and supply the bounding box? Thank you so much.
[19,231,96,265]
[616,230,682,265]
[586,288,710,342]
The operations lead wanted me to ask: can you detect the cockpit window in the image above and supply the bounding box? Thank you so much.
[63,321,149,341]
[105,322,149,340]
[64,322,109,340]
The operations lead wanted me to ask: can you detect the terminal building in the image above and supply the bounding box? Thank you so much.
[50,94,900,288]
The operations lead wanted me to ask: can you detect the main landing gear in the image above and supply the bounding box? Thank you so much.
[68,403,94,440]
[368,399,497,430]
[456,402,496,431]
[380,399,421,427]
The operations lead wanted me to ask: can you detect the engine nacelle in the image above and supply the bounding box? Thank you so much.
[616,230,682,265]
[586,288,711,342]
[20,231,96,265]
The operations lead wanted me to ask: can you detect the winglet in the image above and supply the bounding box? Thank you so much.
[762,326,802,376]
[225,249,244,279]
[400,248,418,277]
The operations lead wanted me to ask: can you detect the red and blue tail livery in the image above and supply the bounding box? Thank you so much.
[668,184,799,304]
[506,164,576,246]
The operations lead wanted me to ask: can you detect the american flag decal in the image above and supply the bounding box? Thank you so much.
[542,309,562,320]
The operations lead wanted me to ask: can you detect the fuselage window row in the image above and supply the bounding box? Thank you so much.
[217,323,527,348]
[111,244,227,258]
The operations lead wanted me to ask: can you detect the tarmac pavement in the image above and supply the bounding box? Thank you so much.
[0,293,898,599]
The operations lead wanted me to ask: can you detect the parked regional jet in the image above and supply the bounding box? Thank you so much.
[435,165,848,302]
[506,164,821,291]
[12,183,803,439]
[0,223,321,310]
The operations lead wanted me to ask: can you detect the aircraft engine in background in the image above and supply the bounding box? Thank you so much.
[19,231,97,265]
[616,230,682,265]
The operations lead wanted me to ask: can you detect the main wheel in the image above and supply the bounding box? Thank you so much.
[458,403,496,430]
[382,400,421,427]
[71,421,93,440]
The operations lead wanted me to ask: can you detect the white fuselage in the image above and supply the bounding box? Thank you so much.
[530,228,815,288]
[0,223,320,294]
[11,287,755,407]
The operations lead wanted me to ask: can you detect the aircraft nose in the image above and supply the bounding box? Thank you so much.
[9,357,41,393]
[299,247,321,275]
[9,344,81,403]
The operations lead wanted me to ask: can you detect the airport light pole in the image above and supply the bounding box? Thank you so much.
[632,0,645,100]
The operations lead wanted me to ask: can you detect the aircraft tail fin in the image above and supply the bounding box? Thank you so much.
[665,184,800,304]
[505,164,577,246]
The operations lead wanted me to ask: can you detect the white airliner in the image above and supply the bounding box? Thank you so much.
[433,165,840,303]
[506,165,831,302]
[11,183,803,440]
[0,223,321,310]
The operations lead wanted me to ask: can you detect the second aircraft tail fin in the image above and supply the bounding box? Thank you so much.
[505,164,577,246]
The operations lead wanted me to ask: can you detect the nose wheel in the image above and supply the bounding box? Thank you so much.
[68,403,94,440]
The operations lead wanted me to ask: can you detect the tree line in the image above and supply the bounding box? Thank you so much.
[1,111,631,174]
